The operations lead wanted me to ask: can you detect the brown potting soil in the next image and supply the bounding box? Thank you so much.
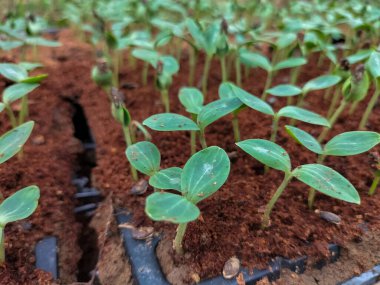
[1,28,380,285]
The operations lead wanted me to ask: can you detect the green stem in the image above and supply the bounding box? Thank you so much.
[113,51,119,88]
[307,154,326,208]
[359,80,380,130]
[190,114,197,155]
[232,112,240,142]
[123,126,138,181]
[142,62,149,86]
[270,115,279,143]
[6,105,17,128]
[287,96,294,106]
[235,55,242,87]
[202,54,212,97]
[0,227,4,265]
[290,66,301,85]
[327,87,341,118]
[368,171,380,196]
[262,173,292,228]
[160,89,170,113]
[348,101,359,115]
[220,56,227,82]
[189,48,197,86]
[18,96,28,125]
[173,223,188,255]
[261,71,273,100]
[318,100,347,143]
[199,129,207,149]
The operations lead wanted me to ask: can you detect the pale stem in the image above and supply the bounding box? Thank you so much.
[232,112,240,142]
[318,100,347,143]
[368,173,380,196]
[173,223,188,255]
[199,128,207,149]
[202,54,212,97]
[359,80,380,130]
[261,71,273,100]
[123,125,138,181]
[220,56,227,82]
[160,89,170,113]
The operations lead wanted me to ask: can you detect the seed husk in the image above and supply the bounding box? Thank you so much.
[131,226,154,240]
[223,256,240,279]
[130,179,148,195]
[315,209,341,224]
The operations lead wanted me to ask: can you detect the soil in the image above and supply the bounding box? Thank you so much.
[1,27,379,285]
[0,41,83,283]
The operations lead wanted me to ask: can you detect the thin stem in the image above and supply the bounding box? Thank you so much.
[0,228,4,265]
[123,126,138,181]
[160,89,170,113]
[6,105,17,128]
[290,66,301,85]
[220,56,227,82]
[348,101,359,115]
[270,115,279,143]
[142,62,149,86]
[190,114,197,155]
[318,100,347,143]
[359,80,380,130]
[113,50,119,88]
[199,129,207,149]
[261,71,273,100]
[173,223,188,255]
[327,87,341,118]
[188,48,197,86]
[296,91,306,107]
[287,96,294,106]
[18,96,28,125]
[232,112,240,142]
[235,55,242,87]
[368,171,380,196]
[202,54,212,97]
[262,173,292,228]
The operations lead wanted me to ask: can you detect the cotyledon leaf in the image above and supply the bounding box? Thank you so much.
[143,113,199,131]
[126,141,161,176]
[285,125,323,154]
[3,83,39,105]
[278,106,330,127]
[178,87,204,114]
[145,192,200,224]
[292,164,360,204]
[149,167,182,191]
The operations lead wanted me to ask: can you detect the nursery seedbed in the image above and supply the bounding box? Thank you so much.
[0,43,84,283]
[33,29,379,284]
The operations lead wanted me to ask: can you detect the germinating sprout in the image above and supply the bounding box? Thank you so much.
[126,142,230,254]
[236,139,360,228]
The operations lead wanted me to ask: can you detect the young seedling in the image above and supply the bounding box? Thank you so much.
[285,126,380,207]
[178,87,204,154]
[219,83,330,143]
[318,65,370,142]
[145,145,230,254]
[0,63,47,127]
[132,49,179,112]
[359,50,380,129]
[368,152,380,196]
[236,139,360,228]
[143,97,242,149]
[0,186,40,264]
[239,49,306,99]
[126,141,182,192]
[91,57,113,92]
[0,121,39,264]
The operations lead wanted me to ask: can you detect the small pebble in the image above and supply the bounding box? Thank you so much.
[130,179,148,195]
[223,256,240,279]
[315,209,341,224]
[32,135,45,145]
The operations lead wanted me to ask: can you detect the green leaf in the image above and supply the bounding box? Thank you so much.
[143,113,199,131]
[3,83,39,105]
[25,37,61,47]
[292,164,360,204]
[303,75,341,92]
[197,98,243,129]
[273,57,307,71]
[156,55,179,75]
[112,105,131,127]
[20,74,48,84]
[366,51,380,79]
[0,121,34,164]
[0,63,27,82]
[182,146,230,204]
[266,84,302,97]
[132,48,159,65]
[278,106,330,127]
[0,103,4,113]
[275,33,297,49]
[186,18,207,51]
[219,82,274,115]
[237,139,291,173]
[178,87,204,114]
[285,125,323,154]
[0,41,23,51]
[346,49,372,64]
[239,50,272,72]
[126,141,160,176]
[324,131,380,156]
[145,192,200,223]
[19,62,43,71]
[0,185,40,226]
[149,167,182,191]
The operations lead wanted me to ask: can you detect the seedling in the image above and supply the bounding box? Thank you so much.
[239,49,306,99]
[0,63,46,127]
[359,50,380,129]
[219,83,330,143]
[236,139,360,228]
[368,152,380,196]
[132,49,179,112]
[318,65,370,142]
[0,121,40,264]
[131,144,230,254]
[143,97,242,149]
[285,126,380,207]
